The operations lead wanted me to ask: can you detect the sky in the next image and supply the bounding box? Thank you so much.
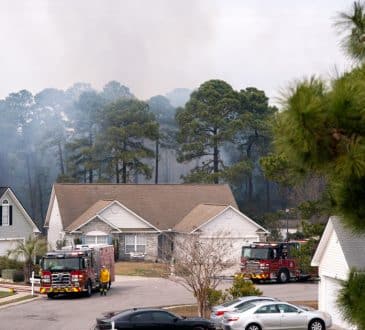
[0,0,353,104]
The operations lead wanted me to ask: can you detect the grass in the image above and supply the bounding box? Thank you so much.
[0,291,14,299]
[115,261,170,278]
[0,294,36,307]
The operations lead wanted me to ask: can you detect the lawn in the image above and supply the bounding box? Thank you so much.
[0,291,14,299]
[115,261,170,278]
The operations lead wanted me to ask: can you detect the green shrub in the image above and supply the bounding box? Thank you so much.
[206,288,228,309]
[12,270,25,282]
[227,274,262,298]
[0,256,23,273]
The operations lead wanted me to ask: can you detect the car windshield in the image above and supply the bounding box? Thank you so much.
[42,257,82,271]
[242,247,270,260]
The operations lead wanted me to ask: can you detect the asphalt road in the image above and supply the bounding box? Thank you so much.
[0,276,317,330]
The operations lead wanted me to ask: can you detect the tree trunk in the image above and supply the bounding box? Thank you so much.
[266,180,271,211]
[155,138,159,184]
[116,162,120,183]
[25,153,36,219]
[57,141,65,175]
[122,162,127,183]
[213,128,219,184]
[88,131,93,183]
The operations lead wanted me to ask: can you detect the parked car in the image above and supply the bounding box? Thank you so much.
[222,301,332,330]
[95,308,217,330]
[210,296,277,328]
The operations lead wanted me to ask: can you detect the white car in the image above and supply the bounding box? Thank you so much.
[210,296,277,328]
[222,301,332,330]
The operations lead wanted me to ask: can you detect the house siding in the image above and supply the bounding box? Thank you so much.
[100,204,152,229]
[318,230,349,281]
[80,217,114,235]
[47,196,64,250]
[0,191,34,240]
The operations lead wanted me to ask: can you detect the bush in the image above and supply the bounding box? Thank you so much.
[227,274,262,298]
[0,256,23,273]
[12,270,25,282]
[206,288,228,309]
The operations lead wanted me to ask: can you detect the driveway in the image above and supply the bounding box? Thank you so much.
[0,276,317,330]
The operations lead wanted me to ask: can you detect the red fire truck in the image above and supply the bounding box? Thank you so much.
[40,244,115,298]
[240,241,310,283]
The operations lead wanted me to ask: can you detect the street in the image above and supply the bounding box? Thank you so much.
[0,276,317,330]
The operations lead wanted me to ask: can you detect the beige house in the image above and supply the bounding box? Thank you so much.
[45,183,268,262]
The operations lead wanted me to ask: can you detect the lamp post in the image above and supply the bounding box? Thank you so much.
[285,208,290,242]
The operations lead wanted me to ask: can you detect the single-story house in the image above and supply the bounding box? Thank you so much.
[0,187,41,256]
[311,216,365,330]
[45,184,269,262]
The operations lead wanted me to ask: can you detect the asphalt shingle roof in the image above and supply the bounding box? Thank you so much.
[46,183,238,231]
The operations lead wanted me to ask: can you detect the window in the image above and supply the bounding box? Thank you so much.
[2,200,9,226]
[125,235,146,254]
[277,304,298,313]
[130,312,152,322]
[151,311,176,322]
[255,304,280,314]
[85,235,108,245]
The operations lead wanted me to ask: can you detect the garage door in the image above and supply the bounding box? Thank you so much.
[0,239,22,257]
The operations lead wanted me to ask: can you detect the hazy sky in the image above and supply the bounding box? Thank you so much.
[0,0,353,103]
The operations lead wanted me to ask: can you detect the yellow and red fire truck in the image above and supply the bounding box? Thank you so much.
[240,241,311,283]
[40,244,115,298]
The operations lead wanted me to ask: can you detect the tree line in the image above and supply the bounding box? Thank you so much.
[0,80,285,228]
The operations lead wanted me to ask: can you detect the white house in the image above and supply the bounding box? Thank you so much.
[44,183,269,262]
[0,187,41,256]
[311,216,365,330]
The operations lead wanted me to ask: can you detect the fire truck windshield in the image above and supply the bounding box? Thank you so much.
[42,257,82,271]
[242,247,272,260]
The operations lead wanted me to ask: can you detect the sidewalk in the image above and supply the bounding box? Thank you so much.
[0,282,40,309]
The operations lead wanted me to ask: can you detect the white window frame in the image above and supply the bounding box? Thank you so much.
[2,200,9,226]
[125,234,146,254]
[84,235,108,245]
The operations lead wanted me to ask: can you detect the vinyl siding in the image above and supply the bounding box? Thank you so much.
[0,191,34,240]
[100,203,154,230]
[47,196,64,250]
[318,230,349,281]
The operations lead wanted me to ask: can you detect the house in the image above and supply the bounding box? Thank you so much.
[311,216,365,330]
[0,187,41,256]
[45,183,269,262]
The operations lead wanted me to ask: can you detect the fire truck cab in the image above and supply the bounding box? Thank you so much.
[240,242,307,283]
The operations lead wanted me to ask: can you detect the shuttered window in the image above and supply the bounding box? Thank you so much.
[1,200,12,226]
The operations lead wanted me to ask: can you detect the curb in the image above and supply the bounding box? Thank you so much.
[0,294,41,310]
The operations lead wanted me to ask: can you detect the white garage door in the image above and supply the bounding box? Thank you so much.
[0,239,22,257]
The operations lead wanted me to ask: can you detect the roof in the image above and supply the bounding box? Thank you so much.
[0,187,9,198]
[46,183,238,231]
[173,203,228,232]
[312,216,365,269]
[66,200,113,232]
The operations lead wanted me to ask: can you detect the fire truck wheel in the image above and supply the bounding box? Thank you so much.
[85,281,92,297]
[47,293,55,299]
[277,269,289,283]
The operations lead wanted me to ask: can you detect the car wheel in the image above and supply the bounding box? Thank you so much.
[277,269,289,283]
[85,281,92,297]
[246,323,261,330]
[309,319,325,330]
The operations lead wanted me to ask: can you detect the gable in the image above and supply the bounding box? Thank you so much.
[319,229,349,281]
[0,188,39,234]
[47,183,238,231]
[99,202,157,231]
[198,207,268,238]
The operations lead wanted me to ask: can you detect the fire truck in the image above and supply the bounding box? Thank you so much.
[40,244,115,298]
[240,241,310,283]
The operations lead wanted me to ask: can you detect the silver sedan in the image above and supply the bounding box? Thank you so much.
[222,301,332,330]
